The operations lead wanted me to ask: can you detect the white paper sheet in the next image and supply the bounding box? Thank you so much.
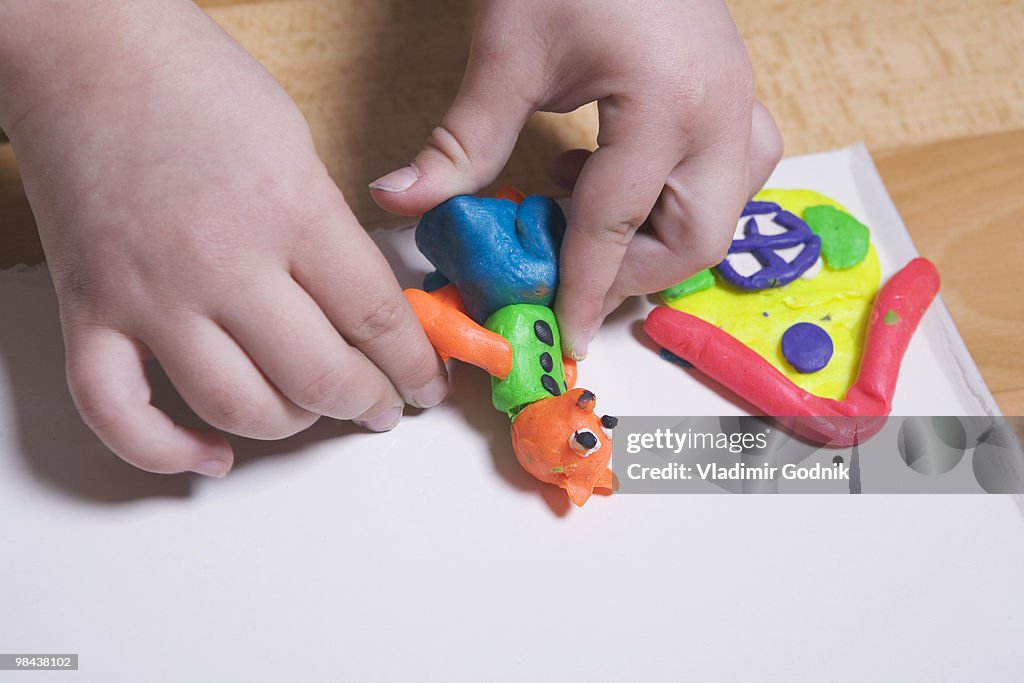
[0,146,1021,682]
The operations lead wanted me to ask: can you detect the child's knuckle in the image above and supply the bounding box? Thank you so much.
[204,389,262,433]
[295,367,351,412]
[68,381,115,434]
[350,298,405,346]
[694,228,734,269]
[599,214,645,247]
[393,345,442,391]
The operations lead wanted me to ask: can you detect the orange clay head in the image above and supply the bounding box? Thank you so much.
[510,388,616,507]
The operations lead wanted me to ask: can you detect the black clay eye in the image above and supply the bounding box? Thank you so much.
[570,429,601,457]
[575,431,598,449]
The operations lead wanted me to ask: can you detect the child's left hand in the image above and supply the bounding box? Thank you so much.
[370,0,783,360]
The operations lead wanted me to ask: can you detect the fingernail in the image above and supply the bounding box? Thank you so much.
[568,330,593,361]
[355,406,403,432]
[569,314,607,361]
[192,459,230,478]
[411,375,449,409]
[369,164,419,192]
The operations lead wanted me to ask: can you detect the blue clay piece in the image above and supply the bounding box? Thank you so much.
[422,270,449,292]
[715,201,822,291]
[415,195,565,323]
[659,348,693,368]
[781,322,834,373]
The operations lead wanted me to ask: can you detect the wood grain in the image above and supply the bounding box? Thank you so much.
[189,0,1024,225]
[201,0,598,227]
[735,0,1024,153]
[992,388,1024,416]
[5,0,1023,247]
[0,145,40,266]
[875,131,1024,412]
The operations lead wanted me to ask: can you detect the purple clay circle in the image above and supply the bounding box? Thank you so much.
[781,322,833,373]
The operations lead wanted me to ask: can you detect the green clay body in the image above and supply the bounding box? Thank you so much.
[660,269,715,303]
[484,304,568,418]
[803,205,871,270]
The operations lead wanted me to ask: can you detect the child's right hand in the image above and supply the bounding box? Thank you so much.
[370,0,783,362]
[0,0,448,477]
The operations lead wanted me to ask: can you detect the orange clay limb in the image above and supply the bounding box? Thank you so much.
[404,285,513,380]
[562,356,578,389]
[493,186,526,203]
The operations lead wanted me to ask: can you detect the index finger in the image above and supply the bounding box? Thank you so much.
[292,194,450,409]
[555,118,683,359]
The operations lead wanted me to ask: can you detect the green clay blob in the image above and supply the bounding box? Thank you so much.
[660,269,715,303]
[484,304,567,418]
[803,205,870,270]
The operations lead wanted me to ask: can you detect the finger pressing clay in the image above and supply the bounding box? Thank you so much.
[407,192,614,507]
[414,194,565,323]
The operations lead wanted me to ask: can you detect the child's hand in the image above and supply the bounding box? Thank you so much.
[0,0,447,476]
[370,0,782,359]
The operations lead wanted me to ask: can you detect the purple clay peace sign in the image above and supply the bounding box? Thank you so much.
[715,201,822,290]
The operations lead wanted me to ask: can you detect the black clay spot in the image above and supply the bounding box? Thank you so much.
[575,431,598,449]
[541,374,561,396]
[576,390,595,408]
[534,320,554,346]
[601,415,618,430]
[539,352,553,372]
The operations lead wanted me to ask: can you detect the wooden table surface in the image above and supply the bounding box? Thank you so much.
[1,0,1022,412]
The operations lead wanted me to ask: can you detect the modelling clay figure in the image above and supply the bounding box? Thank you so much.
[646,257,940,445]
[405,192,616,506]
[649,189,941,444]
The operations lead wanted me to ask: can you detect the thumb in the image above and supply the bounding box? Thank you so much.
[369,58,535,217]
